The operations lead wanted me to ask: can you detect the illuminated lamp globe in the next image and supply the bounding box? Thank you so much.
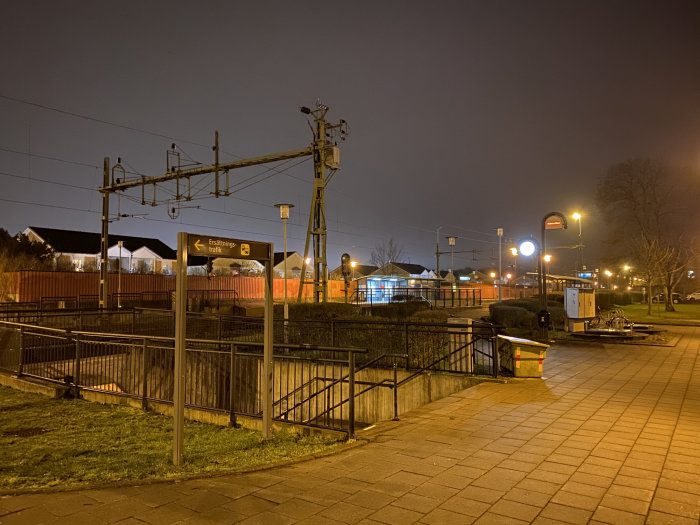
[519,240,536,257]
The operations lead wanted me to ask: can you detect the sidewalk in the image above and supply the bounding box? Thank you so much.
[1,326,699,524]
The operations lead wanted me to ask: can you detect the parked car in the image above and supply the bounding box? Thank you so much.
[686,291,700,302]
[651,293,681,304]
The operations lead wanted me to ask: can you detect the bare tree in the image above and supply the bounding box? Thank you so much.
[370,239,406,267]
[597,159,699,311]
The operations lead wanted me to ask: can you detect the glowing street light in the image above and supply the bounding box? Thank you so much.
[572,212,583,273]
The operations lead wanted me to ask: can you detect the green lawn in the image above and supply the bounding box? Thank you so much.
[0,386,344,491]
[618,302,700,324]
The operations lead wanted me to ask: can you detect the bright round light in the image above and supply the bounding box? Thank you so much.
[572,212,581,220]
[519,240,536,257]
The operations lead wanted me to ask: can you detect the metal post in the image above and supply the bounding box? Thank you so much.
[229,343,238,427]
[99,157,110,309]
[497,228,503,302]
[117,240,123,309]
[262,245,274,439]
[348,350,356,438]
[73,334,81,395]
[17,326,24,376]
[173,232,188,466]
[493,334,500,379]
[141,338,149,410]
[540,220,548,340]
[392,361,399,421]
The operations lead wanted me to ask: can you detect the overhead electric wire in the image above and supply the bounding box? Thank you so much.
[0,169,95,191]
[2,93,502,256]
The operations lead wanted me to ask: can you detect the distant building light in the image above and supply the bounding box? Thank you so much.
[459,276,471,281]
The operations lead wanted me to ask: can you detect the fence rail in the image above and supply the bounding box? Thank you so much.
[352,286,481,308]
[0,310,499,435]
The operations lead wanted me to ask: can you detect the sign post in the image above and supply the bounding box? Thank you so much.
[539,212,568,340]
[173,233,273,465]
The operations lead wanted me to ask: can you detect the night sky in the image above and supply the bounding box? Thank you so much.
[1,1,699,275]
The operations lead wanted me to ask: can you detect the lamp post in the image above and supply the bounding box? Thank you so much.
[447,236,456,274]
[510,247,518,278]
[117,240,123,309]
[572,212,583,273]
[274,204,294,331]
[497,228,503,302]
[544,254,552,276]
[540,212,568,340]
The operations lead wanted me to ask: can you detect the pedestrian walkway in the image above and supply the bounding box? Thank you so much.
[1,326,699,524]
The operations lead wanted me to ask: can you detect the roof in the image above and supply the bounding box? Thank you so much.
[390,262,429,275]
[26,226,207,265]
[273,251,298,266]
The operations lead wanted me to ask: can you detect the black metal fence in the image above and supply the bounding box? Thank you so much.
[0,309,498,435]
[353,286,481,308]
[0,321,367,435]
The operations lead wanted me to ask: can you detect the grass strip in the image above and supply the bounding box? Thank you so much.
[0,386,343,491]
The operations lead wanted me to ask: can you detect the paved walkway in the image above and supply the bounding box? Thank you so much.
[1,326,699,524]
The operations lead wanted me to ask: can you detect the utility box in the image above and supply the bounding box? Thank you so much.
[447,318,472,373]
[565,287,595,332]
[497,335,549,378]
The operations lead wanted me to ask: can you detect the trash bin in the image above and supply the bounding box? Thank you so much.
[497,335,549,378]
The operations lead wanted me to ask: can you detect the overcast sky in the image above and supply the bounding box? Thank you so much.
[1,1,699,274]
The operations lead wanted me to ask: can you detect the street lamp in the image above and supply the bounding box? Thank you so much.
[117,240,123,309]
[497,228,503,302]
[447,236,456,274]
[274,203,294,332]
[572,212,583,273]
[604,269,613,289]
[544,254,552,276]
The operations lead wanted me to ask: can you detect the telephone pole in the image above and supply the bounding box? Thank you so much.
[296,103,346,303]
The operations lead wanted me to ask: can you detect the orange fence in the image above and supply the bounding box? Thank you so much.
[3,271,350,303]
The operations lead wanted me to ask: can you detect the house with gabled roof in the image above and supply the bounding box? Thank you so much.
[24,226,183,274]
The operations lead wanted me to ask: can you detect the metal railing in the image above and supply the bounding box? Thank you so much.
[352,286,481,308]
[0,320,367,436]
[0,311,500,435]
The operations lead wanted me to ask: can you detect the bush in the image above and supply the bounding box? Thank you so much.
[499,299,539,313]
[489,305,537,329]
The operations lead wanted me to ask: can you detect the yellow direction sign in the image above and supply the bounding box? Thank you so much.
[187,234,270,260]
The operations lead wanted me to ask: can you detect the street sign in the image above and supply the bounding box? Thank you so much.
[544,215,565,230]
[187,234,270,260]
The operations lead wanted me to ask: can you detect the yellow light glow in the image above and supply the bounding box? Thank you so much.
[572,212,581,221]
[305,257,312,264]
[544,254,552,262]
[490,272,496,278]
[510,247,518,256]
[604,270,612,277]
[350,261,357,267]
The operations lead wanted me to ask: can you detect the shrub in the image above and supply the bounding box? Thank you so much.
[489,305,537,329]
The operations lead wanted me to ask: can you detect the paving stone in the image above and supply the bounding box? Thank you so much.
[236,510,296,525]
[368,504,424,525]
[271,498,325,519]
[487,499,541,521]
[549,490,600,511]
[598,493,650,515]
[419,507,477,524]
[591,505,646,524]
[344,489,397,510]
[645,510,700,524]
[318,501,375,523]
[538,502,592,524]
[134,502,199,525]
[650,497,700,519]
